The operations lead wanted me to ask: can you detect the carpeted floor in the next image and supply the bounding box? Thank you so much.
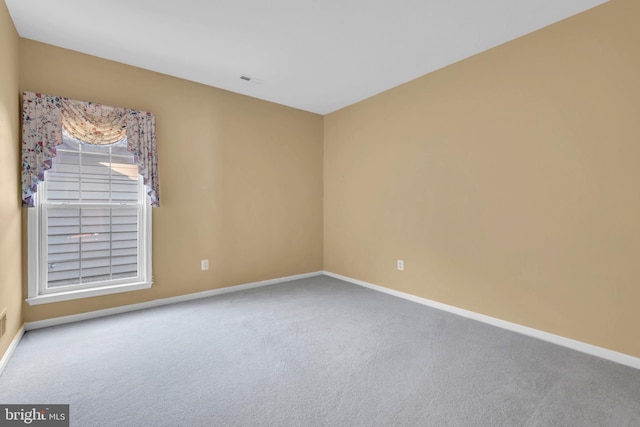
[1,275,639,426]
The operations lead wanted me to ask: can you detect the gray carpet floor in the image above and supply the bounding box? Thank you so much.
[1,275,639,426]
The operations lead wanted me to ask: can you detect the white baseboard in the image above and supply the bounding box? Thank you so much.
[323,271,640,370]
[26,271,323,331]
[0,325,25,376]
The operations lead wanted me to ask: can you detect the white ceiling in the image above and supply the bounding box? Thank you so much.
[6,0,608,115]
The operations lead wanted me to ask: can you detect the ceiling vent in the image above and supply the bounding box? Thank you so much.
[240,75,262,84]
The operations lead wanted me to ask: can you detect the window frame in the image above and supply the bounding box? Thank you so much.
[27,147,153,306]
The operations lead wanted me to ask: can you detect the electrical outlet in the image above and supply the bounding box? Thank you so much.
[201,260,209,271]
[397,259,404,271]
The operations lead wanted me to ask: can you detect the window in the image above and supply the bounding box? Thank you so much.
[27,130,152,305]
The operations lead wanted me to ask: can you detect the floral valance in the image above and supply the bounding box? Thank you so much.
[61,99,128,145]
[21,91,160,207]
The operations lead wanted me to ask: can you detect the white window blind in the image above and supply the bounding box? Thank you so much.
[46,207,139,287]
[28,130,152,301]
[44,132,140,288]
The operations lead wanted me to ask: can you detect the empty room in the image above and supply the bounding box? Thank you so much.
[1,0,639,425]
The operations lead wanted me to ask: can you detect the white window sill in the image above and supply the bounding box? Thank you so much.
[26,281,153,305]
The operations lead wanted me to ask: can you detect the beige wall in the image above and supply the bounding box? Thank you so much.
[325,0,640,357]
[19,40,324,322]
[0,0,21,358]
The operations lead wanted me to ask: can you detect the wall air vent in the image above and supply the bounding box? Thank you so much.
[0,309,6,338]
